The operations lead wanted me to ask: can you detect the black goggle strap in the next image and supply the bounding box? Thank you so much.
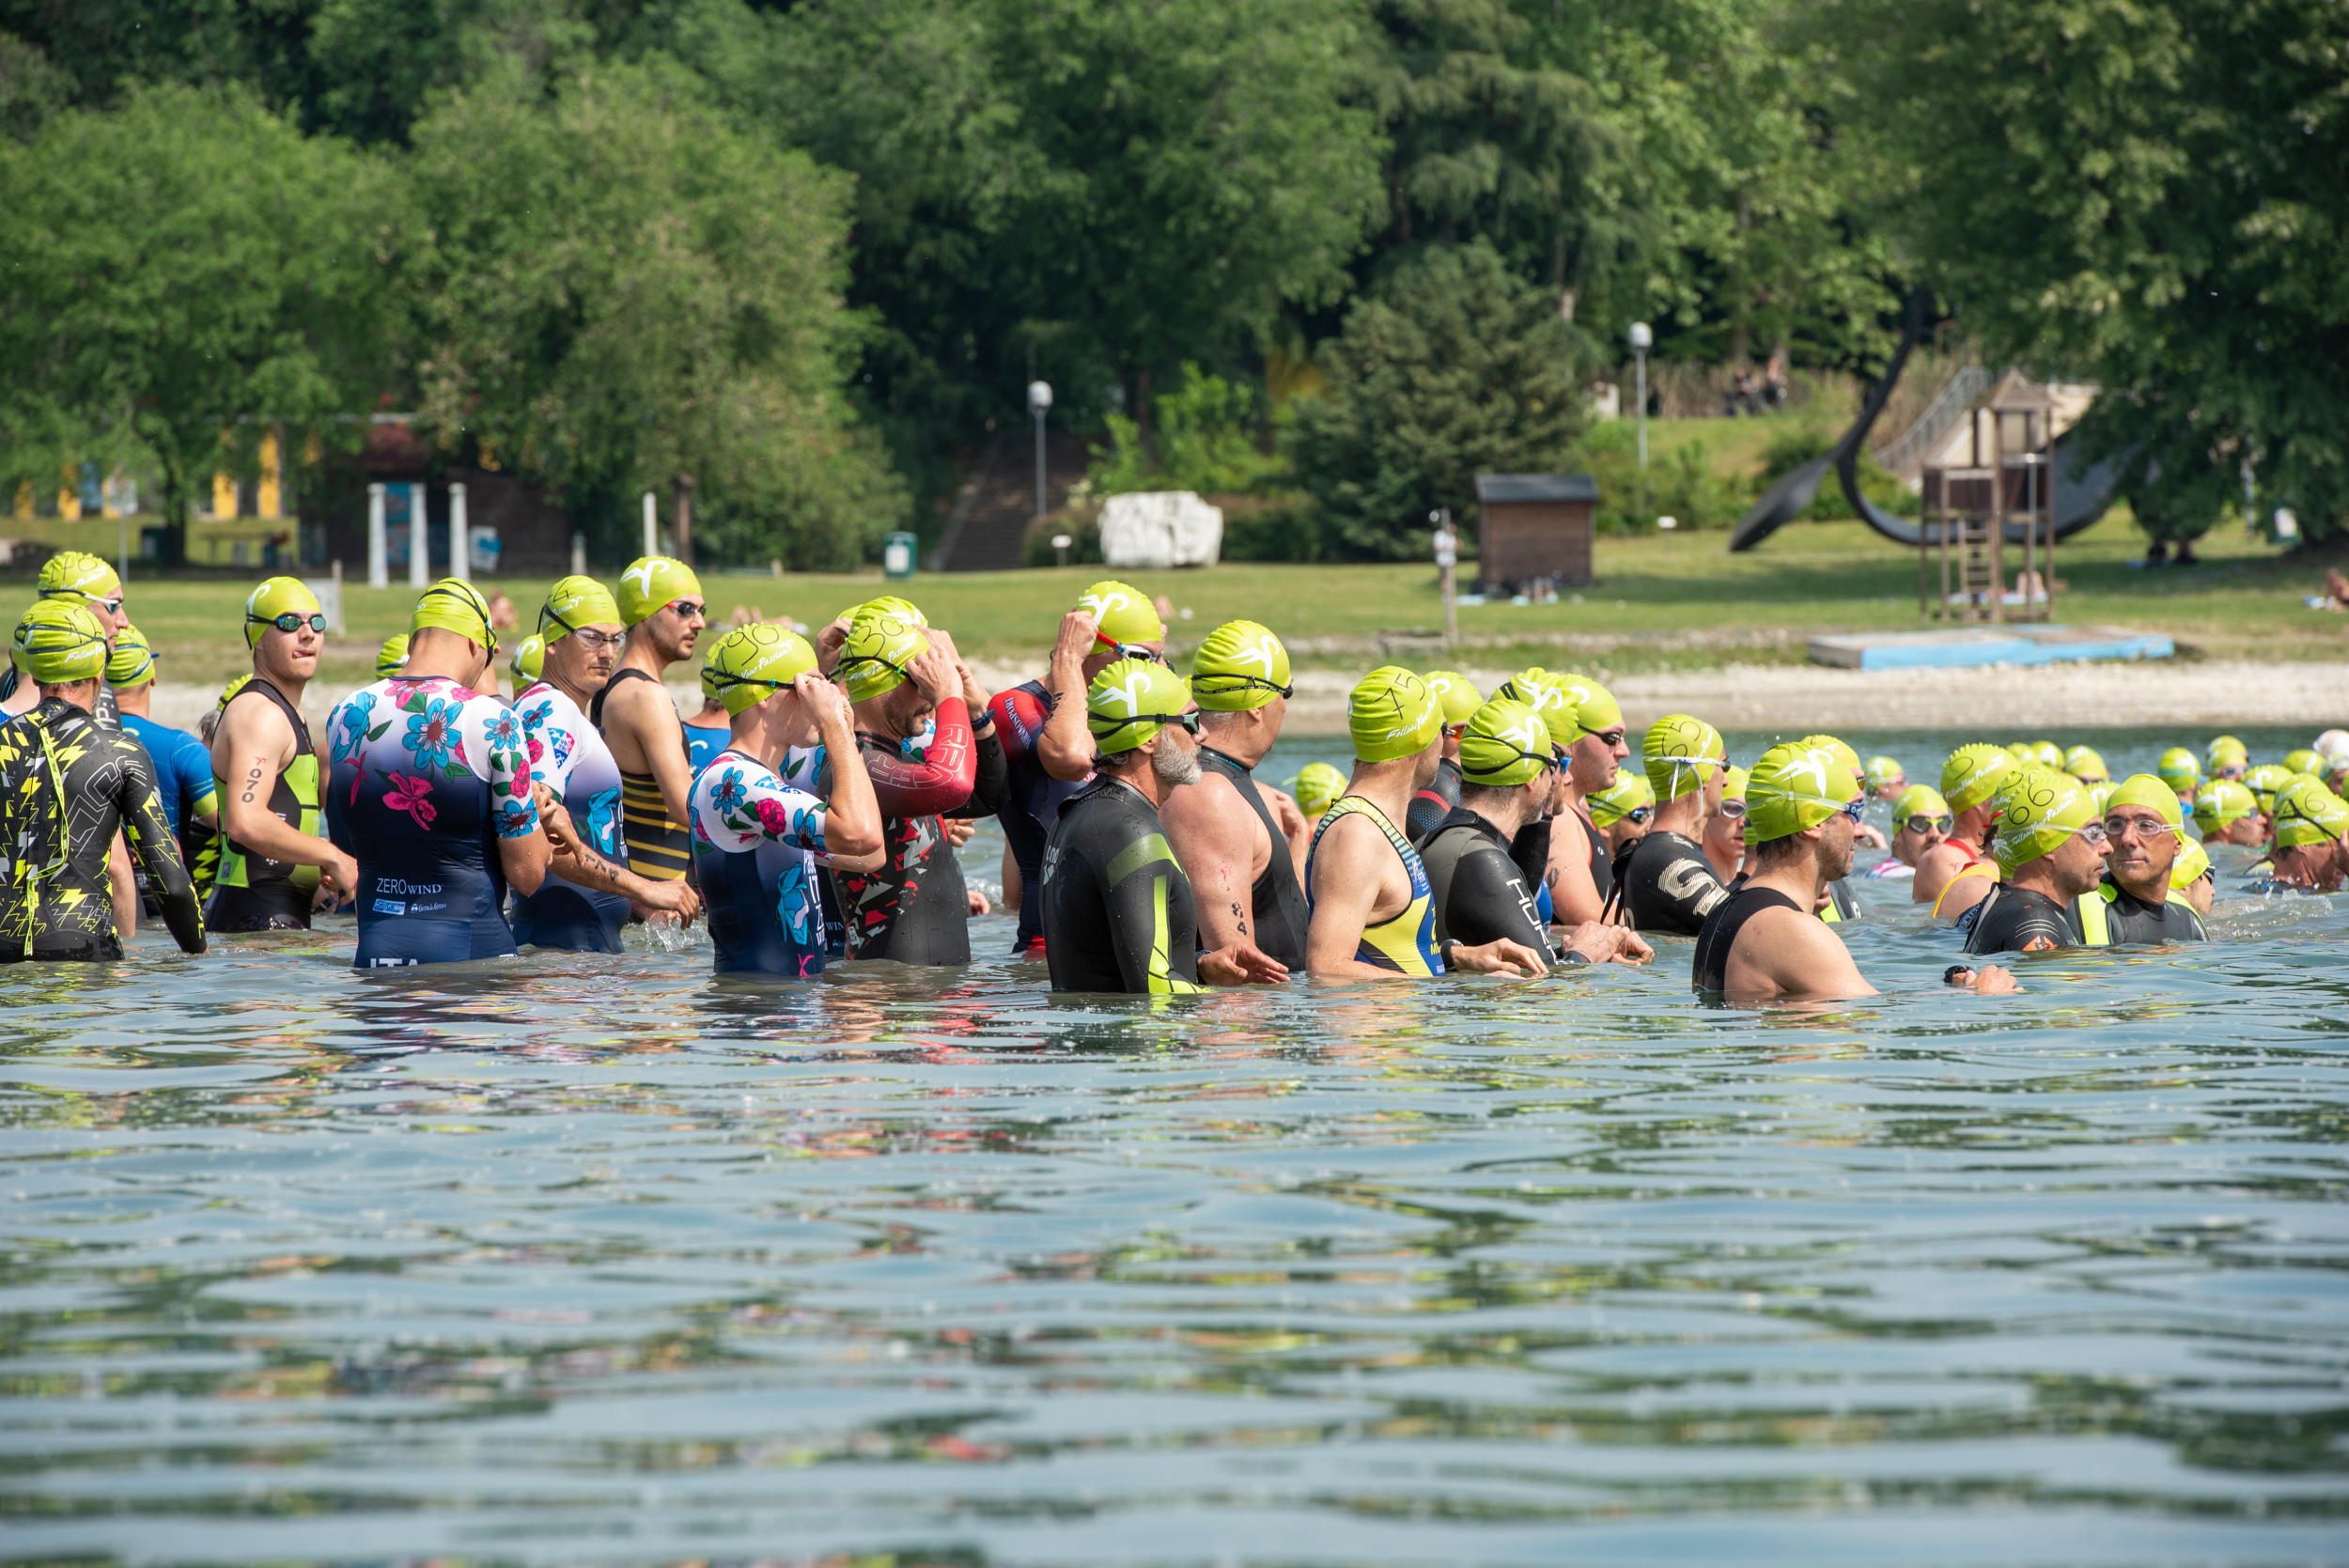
[835,653,910,683]
[416,584,497,653]
[1194,673,1293,698]
[1462,743,1556,786]
[1092,710,1198,737]
[247,612,328,634]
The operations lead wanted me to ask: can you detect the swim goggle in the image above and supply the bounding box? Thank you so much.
[1195,673,1292,699]
[413,583,499,652]
[1463,741,1557,785]
[2030,819,2110,847]
[1901,813,1954,834]
[1104,642,1167,664]
[1836,797,1867,823]
[1717,799,1748,819]
[2101,812,2178,839]
[543,606,625,650]
[1092,709,1200,739]
[247,611,329,636]
[42,587,123,617]
[1624,804,1653,825]
[1578,722,1627,749]
[835,653,913,687]
[659,598,708,619]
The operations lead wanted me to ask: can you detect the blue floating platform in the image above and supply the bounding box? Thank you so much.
[1808,625,2174,672]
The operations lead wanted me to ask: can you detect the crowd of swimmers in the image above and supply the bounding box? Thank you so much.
[0,550,2342,1003]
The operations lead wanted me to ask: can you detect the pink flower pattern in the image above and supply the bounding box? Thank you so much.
[384,770,438,830]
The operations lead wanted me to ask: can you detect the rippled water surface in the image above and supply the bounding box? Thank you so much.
[5,727,2346,1566]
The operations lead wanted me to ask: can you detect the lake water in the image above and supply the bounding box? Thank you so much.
[5,726,2344,1566]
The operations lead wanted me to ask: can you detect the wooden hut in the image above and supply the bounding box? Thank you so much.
[1473,473,1597,592]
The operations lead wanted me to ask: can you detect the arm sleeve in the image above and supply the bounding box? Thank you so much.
[1441,845,1552,955]
[487,701,541,840]
[954,726,1010,819]
[743,772,829,853]
[989,685,1051,765]
[863,697,978,816]
[116,739,204,954]
[1509,815,1552,893]
[1101,832,1202,995]
[1652,844,1731,928]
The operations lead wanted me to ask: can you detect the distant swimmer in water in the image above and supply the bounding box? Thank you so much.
[1870,784,1950,884]
[1404,669,1483,844]
[2069,774,2209,945]
[1292,762,1346,829]
[1501,668,1625,929]
[1620,714,1730,937]
[2192,780,2264,846]
[2062,745,2109,785]
[2155,747,2199,809]
[1692,737,2015,1001]
[1863,754,1906,801]
[1914,742,2016,924]
[1702,764,1750,884]
[2253,779,2348,893]
[2205,735,2248,783]
[1963,768,2108,955]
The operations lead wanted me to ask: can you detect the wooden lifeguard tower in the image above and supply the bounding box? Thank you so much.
[1920,371,2058,624]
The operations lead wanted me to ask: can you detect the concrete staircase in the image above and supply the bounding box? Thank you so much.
[934,430,1094,571]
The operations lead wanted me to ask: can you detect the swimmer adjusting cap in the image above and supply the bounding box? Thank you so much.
[13,599,109,685]
[510,634,544,684]
[1077,580,1165,648]
[243,576,322,648]
[837,594,926,631]
[2063,745,2109,782]
[1942,743,2018,815]
[1863,754,1906,791]
[2271,780,2349,847]
[1457,696,1557,787]
[377,634,411,679]
[2192,779,2255,829]
[1423,670,1484,726]
[1642,714,1726,800]
[1494,667,1572,752]
[1744,738,1860,845]
[836,610,929,705]
[616,556,702,627]
[1190,620,1291,712]
[411,578,496,649]
[2170,839,2211,890]
[1086,655,1191,754]
[539,575,621,642]
[37,550,120,607]
[104,624,157,690]
[704,623,817,717]
[1991,768,2097,875]
[1348,665,1442,763]
[1891,783,1950,822]
[1589,770,1654,827]
[1291,761,1346,816]
[2105,774,2183,831]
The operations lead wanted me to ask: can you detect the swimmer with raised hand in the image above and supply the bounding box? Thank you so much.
[1692,738,2016,1001]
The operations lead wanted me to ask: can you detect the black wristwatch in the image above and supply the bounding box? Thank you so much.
[1439,939,1461,969]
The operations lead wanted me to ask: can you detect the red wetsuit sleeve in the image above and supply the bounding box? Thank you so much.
[863,697,978,816]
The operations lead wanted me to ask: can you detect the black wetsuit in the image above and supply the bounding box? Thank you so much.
[1406,756,1462,845]
[0,697,205,961]
[989,678,1088,954]
[1041,776,1202,994]
[207,678,322,932]
[1962,883,2076,955]
[1195,745,1311,968]
[2069,875,2209,945]
[1421,805,1552,955]
[1690,883,1802,994]
[1576,802,1612,903]
[1623,830,1730,936]
[1819,877,1860,924]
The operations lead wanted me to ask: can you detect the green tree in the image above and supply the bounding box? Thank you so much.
[1084,364,1288,500]
[0,82,397,561]
[1837,0,2349,539]
[1283,241,1586,558]
[402,56,906,569]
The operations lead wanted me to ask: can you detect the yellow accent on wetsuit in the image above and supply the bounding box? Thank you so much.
[620,770,692,881]
[1309,795,1439,976]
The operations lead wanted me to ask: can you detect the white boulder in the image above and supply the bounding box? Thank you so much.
[1097,490,1222,569]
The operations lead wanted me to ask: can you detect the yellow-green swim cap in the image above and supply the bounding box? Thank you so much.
[2245,763,2295,810]
[2104,773,2183,831]
[510,634,544,684]
[2156,747,2199,795]
[2206,735,2248,774]
[243,575,323,649]
[703,623,817,718]
[1457,697,1557,788]
[1423,670,1484,727]
[616,556,703,627]
[539,575,622,643]
[2169,838,2211,890]
[1348,665,1441,763]
[2028,740,2063,769]
[839,594,927,630]
[1087,655,1192,754]
[215,673,253,712]
[1589,769,1655,827]
[2271,780,2349,848]
[836,611,930,705]
[377,633,412,679]
[1863,754,1906,792]
[1745,738,1861,845]
[1721,764,1749,803]
[2192,779,2256,830]
[37,550,121,609]
[104,624,157,690]
[1641,714,1726,800]
[2283,748,2323,778]
[410,578,496,650]
[1892,783,1951,823]
[1942,743,2018,815]
[2062,745,2109,782]
[13,599,109,685]
[1190,620,1291,712]
[1555,671,1625,738]
[1076,580,1165,648]
[1494,667,1572,752]
[1292,761,1346,817]
[1991,768,2098,875]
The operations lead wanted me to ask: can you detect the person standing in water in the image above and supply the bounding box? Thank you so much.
[209,578,356,931]
[1914,742,2017,924]
[1405,670,1483,843]
[1962,769,2110,955]
[594,557,707,887]
[1621,714,1732,936]
[1702,765,1750,884]
[108,627,218,918]
[6,551,128,725]
[1159,620,1313,970]
[2069,775,2209,944]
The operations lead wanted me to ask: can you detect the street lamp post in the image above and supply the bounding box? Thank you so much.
[1028,380,1054,523]
[1430,508,1458,650]
[1627,321,1653,472]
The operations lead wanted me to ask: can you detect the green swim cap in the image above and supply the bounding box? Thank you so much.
[2086,781,2113,815]
[1744,738,1861,845]
[1642,714,1726,800]
[2271,779,2349,848]
[37,550,120,608]
[2170,838,2211,889]
[1457,696,1558,787]
[1190,620,1291,711]
[1892,783,1951,822]
[1348,665,1441,763]
[1721,764,1749,802]
[411,577,496,650]
[1555,671,1625,738]
[1863,754,1906,791]
[1494,667,1572,752]
[2192,779,2256,830]
[839,594,927,630]
[2206,735,2248,772]
[13,599,109,685]
[1589,770,1654,827]
[510,634,544,684]
[836,610,929,705]
[539,575,622,643]
[1942,743,2018,815]
[243,575,322,649]
[377,633,411,679]
[1076,580,1165,648]
[1423,670,1484,726]
[104,624,157,690]
[2283,748,2323,777]
[2063,744,2109,782]
[2005,742,2032,760]
[616,556,703,627]
[1801,735,1864,786]
[2245,763,2295,809]
[703,623,817,717]
[1292,762,1346,816]
[2029,740,2064,769]
[2156,747,2200,794]
[1087,655,1191,755]
[1991,768,2098,875]
[215,673,252,712]
[2105,773,2183,831]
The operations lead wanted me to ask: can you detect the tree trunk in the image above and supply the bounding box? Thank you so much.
[673,474,695,567]
[157,450,188,567]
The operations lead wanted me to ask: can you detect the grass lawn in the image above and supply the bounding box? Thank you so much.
[37,508,2341,689]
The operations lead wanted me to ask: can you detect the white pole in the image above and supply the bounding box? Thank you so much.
[571,532,586,576]
[642,491,658,559]
[367,483,387,588]
[408,481,428,588]
[1635,349,1648,471]
[448,482,470,582]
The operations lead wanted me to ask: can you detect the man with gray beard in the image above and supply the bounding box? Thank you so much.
[1039,657,1288,994]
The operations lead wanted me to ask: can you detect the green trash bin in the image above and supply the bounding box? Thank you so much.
[882,531,918,580]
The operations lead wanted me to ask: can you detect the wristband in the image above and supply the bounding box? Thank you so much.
[1439,939,1461,969]
[1943,963,1972,985]
[1563,949,1591,966]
